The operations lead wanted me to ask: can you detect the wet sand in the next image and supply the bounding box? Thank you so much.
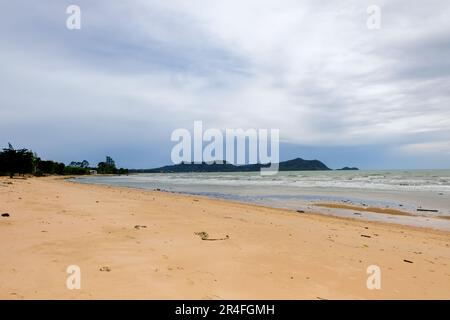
[0,176,449,299]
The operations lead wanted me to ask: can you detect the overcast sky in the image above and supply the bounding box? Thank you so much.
[1,1,449,169]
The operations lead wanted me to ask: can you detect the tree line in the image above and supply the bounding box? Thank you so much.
[0,143,128,178]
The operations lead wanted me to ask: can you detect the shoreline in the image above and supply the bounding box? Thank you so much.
[1,176,449,299]
[79,184,450,234]
[70,175,450,232]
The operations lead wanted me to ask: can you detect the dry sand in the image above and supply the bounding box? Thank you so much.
[0,176,449,299]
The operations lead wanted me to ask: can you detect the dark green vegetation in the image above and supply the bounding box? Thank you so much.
[97,162,128,175]
[0,143,128,177]
[131,157,332,173]
[0,144,35,178]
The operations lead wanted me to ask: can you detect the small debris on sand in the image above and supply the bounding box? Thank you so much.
[1,213,10,217]
[99,266,111,272]
[417,208,439,213]
[296,210,305,213]
[403,259,414,264]
[361,234,371,238]
[195,231,229,241]
[134,225,147,230]
[195,231,209,240]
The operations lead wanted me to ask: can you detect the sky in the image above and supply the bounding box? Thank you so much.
[0,0,449,169]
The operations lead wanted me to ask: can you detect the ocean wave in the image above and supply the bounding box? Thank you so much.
[77,170,450,193]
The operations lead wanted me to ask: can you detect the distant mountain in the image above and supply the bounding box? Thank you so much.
[278,158,331,171]
[337,166,359,171]
[130,157,331,173]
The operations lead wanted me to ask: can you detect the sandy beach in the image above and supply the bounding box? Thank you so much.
[0,176,449,299]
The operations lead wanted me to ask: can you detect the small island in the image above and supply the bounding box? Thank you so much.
[336,167,359,171]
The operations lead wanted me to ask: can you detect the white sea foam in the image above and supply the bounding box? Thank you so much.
[76,170,450,192]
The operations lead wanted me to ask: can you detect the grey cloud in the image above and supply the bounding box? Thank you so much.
[0,0,449,168]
